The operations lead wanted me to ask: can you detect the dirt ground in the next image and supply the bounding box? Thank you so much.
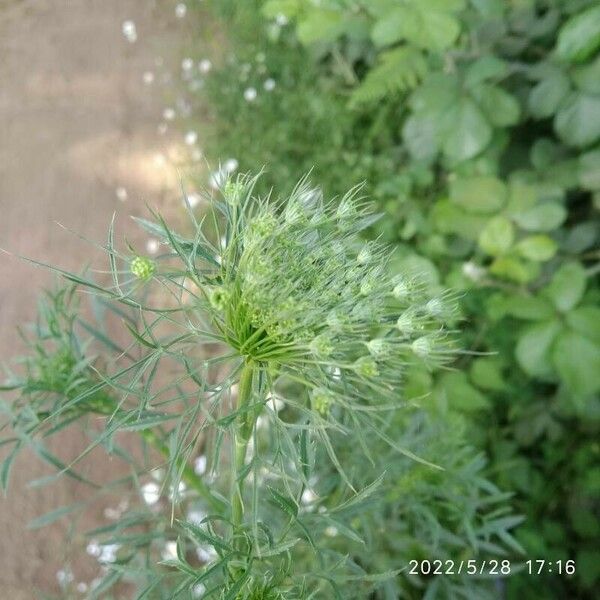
[0,0,196,595]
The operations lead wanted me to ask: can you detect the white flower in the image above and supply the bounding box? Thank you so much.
[162,541,178,561]
[275,13,288,26]
[243,87,257,102]
[175,3,187,18]
[182,57,194,72]
[98,543,120,563]
[210,169,226,189]
[198,59,212,74]
[146,238,159,254]
[163,107,176,121]
[191,148,203,162]
[86,540,101,557]
[187,508,207,525]
[56,569,73,587]
[193,582,207,598]
[325,526,338,537]
[142,71,154,84]
[301,488,317,504]
[186,192,201,209]
[224,158,239,173]
[267,393,284,412]
[462,261,486,281]
[122,20,137,43]
[185,130,198,146]
[263,78,276,91]
[76,582,88,593]
[194,454,207,475]
[157,122,168,135]
[115,186,127,202]
[196,545,217,563]
[141,481,160,505]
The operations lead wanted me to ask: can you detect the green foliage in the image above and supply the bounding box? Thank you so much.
[193,0,600,597]
[1,176,522,599]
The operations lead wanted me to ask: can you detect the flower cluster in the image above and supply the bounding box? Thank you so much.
[185,175,456,414]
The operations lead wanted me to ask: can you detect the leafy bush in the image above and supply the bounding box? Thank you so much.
[190,1,600,597]
[1,177,521,599]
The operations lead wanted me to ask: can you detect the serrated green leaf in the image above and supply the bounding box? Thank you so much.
[267,486,298,518]
[350,47,427,105]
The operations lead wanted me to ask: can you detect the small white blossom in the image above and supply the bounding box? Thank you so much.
[325,526,338,537]
[141,481,160,505]
[175,3,187,18]
[162,541,178,561]
[76,582,88,593]
[263,78,276,91]
[243,87,257,102]
[56,568,73,587]
[146,238,160,254]
[98,543,120,564]
[196,545,217,563]
[122,20,137,43]
[194,454,207,475]
[163,107,176,121]
[86,540,101,557]
[185,130,198,146]
[193,582,207,598]
[224,158,239,173]
[275,13,288,26]
[198,59,212,74]
[187,508,207,525]
[115,186,127,202]
[142,71,155,84]
[182,57,194,72]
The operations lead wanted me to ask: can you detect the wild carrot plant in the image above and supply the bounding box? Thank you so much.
[1,174,521,599]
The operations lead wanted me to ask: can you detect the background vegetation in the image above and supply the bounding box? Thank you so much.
[186,1,600,598]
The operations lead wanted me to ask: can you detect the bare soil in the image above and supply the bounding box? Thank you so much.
[0,0,195,595]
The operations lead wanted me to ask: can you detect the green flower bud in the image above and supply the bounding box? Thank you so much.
[130,256,155,281]
[367,338,388,358]
[311,388,333,416]
[357,245,372,265]
[396,311,414,333]
[412,336,432,358]
[209,287,230,311]
[425,298,444,318]
[392,279,409,300]
[224,180,244,205]
[310,334,334,358]
[354,356,379,378]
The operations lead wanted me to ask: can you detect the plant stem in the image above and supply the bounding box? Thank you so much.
[230,360,256,544]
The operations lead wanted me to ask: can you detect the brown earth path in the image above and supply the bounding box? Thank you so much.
[0,0,198,596]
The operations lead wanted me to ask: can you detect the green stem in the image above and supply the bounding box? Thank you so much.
[230,361,257,554]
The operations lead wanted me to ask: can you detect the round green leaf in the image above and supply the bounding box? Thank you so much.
[516,320,562,378]
[479,216,515,255]
[552,331,600,397]
[573,55,600,94]
[528,73,571,119]
[490,256,539,283]
[442,98,492,161]
[470,358,506,391]
[579,148,600,190]
[438,372,490,411]
[566,306,600,345]
[554,92,600,148]
[515,235,557,261]
[502,295,556,321]
[544,261,587,312]
[512,202,567,232]
[475,84,521,127]
[450,176,507,214]
[555,5,600,63]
